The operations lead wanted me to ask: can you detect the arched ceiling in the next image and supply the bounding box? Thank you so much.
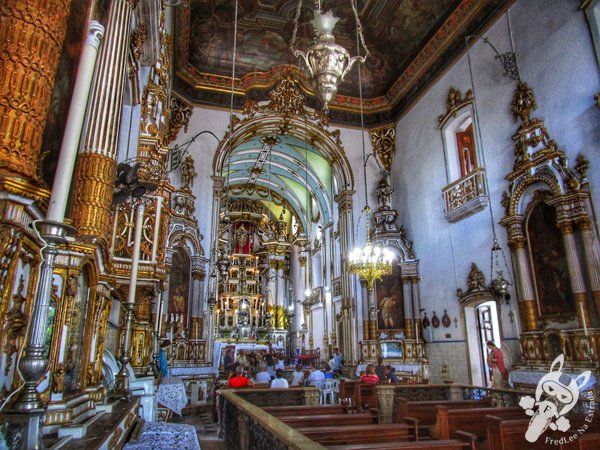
[223,134,333,235]
[174,0,511,125]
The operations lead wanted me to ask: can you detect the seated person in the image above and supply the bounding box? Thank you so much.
[384,365,398,383]
[255,364,272,383]
[264,354,276,378]
[228,365,253,388]
[270,368,289,388]
[306,363,325,386]
[290,364,305,387]
[360,363,379,385]
[323,363,335,379]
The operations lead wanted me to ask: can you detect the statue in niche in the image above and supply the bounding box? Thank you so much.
[376,174,394,211]
[467,263,486,291]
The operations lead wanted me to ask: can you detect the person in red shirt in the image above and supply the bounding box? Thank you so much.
[360,363,379,385]
[228,366,253,388]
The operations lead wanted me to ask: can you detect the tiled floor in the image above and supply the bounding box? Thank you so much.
[171,404,227,450]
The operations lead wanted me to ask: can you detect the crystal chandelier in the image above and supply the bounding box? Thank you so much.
[349,207,393,289]
[290,0,369,109]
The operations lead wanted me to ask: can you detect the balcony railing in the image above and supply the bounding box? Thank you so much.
[442,168,489,222]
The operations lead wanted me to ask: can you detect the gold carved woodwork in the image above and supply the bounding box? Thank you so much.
[369,126,395,173]
[511,81,537,125]
[71,153,117,239]
[180,155,196,192]
[519,299,538,332]
[3,275,28,377]
[0,0,71,180]
[165,95,193,144]
[51,363,65,394]
[438,88,473,126]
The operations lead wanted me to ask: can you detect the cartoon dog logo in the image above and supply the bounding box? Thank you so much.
[519,354,591,443]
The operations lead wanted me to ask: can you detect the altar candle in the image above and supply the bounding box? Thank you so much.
[580,302,589,337]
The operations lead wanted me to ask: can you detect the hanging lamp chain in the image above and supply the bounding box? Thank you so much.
[289,0,370,59]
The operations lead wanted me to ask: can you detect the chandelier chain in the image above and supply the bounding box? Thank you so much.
[466,35,497,240]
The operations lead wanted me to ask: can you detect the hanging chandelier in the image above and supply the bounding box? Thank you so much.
[290,0,369,109]
[346,3,392,290]
[349,206,393,289]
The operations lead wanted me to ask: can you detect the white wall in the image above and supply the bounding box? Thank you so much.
[392,0,600,383]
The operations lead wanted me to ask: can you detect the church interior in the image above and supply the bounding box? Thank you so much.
[1,0,600,448]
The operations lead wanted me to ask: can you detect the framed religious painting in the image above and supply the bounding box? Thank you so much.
[168,247,192,325]
[375,263,404,330]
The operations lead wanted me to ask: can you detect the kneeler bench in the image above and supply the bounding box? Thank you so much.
[122,422,200,450]
[296,422,414,445]
[326,430,477,450]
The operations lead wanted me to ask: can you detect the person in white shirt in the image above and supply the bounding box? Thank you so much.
[255,364,271,383]
[290,364,305,386]
[270,369,289,388]
[307,363,325,386]
[275,356,285,370]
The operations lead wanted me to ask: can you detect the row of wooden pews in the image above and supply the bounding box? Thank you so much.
[394,395,600,450]
[265,403,478,449]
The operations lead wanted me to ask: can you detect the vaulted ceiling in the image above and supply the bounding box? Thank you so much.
[174,0,511,126]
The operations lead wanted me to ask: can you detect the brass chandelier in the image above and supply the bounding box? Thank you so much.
[349,207,393,290]
[290,0,369,109]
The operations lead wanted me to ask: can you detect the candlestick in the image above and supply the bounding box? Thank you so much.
[580,302,589,337]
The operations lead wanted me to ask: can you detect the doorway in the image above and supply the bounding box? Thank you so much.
[463,298,502,386]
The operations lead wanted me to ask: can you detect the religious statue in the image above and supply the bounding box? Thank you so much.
[467,263,486,291]
[376,174,394,210]
[179,155,197,191]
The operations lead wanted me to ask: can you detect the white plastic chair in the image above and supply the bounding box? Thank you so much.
[319,379,338,405]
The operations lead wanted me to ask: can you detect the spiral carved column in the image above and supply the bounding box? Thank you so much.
[0,0,70,180]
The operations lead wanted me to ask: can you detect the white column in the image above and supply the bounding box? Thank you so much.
[128,203,145,304]
[47,21,104,222]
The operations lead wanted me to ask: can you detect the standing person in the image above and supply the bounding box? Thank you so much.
[360,364,380,384]
[290,364,305,387]
[374,357,386,380]
[332,348,343,374]
[223,348,235,375]
[158,340,170,380]
[228,365,253,388]
[487,341,509,388]
[270,369,289,388]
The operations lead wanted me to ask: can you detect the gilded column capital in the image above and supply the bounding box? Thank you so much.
[557,221,574,234]
[298,255,307,267]
[575,217,592,231]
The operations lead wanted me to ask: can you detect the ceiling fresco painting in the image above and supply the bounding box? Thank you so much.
[175,0,512,125]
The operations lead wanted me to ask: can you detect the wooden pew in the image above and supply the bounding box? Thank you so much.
[278,412,378,428]
[354,382,378,412]
[326,430,477,450]
[296,422,413,445]
[433,405,525,443]
[395,397,492,435]
[264,404,347,417]
[337,380,356,407]
[486,415,600,450]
